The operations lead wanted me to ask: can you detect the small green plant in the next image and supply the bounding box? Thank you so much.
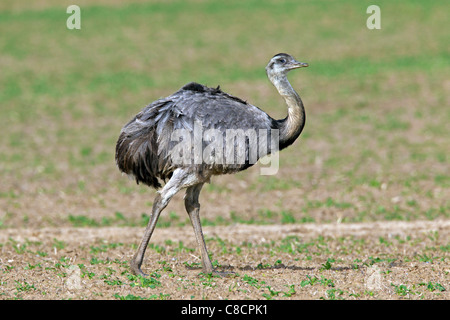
[68,214,99,227]
[199,272,220,288]
[52,238,66,250]
[281,211,296,224]
[391,283,416,296]
[24,263,42,270]
[36,250,47,257]
[15,281,36,292]
[282,284,296,297]
[378,237,392,246]
[322,288,344,300]
[242,275,265,289]
[319,276,335,287]
[262,287,280,300]
[256,262,271,269]
[320,258,335,271]
[300,275,318,287]
[419,282,445,292]
[104,278,123,286]
[301,275,335,288]
[8,238,27,254]
[128,274,162,289]
[416,254,435,263]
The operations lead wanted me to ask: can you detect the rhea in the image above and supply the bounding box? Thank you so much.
[115,53,308,276]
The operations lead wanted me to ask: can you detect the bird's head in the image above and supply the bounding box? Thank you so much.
[265,53,308,80]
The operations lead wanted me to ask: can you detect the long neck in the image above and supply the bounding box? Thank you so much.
[271,74,306,150]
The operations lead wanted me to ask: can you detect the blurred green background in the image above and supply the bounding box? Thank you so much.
[0,0,448,228]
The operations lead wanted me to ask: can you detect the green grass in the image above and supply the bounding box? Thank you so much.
[1,1,448,226]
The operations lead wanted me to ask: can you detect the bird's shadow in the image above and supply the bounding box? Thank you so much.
[184,263,322,272]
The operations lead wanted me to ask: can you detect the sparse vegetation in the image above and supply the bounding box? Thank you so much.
[1,224,448,299]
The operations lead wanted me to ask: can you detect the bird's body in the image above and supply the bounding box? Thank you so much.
[116,82,274,189]
[116,53,308,276]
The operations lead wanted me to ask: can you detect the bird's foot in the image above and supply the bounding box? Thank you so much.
[130,260,148,277]
[132,269,148,277]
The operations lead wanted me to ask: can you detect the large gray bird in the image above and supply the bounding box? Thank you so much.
[116,53,308,276]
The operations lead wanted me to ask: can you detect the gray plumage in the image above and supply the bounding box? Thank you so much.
[116,82,275,188]
[115,53,308,276]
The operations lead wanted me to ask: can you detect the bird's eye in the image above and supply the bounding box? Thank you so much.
[278,59,286,64]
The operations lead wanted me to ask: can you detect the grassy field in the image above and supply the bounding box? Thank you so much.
[0,0,449,300]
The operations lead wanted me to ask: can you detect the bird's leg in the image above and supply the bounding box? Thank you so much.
[130,169,189,277]
[130,193,165,277]
[185,184,235,277]
[184,184,214,274]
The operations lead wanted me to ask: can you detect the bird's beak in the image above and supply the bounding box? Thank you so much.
[289,60,309,69]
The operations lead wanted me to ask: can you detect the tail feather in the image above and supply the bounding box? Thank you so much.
[115,126,163,189]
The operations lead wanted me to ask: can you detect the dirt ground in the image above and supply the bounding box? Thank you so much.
[1,220,448,300]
